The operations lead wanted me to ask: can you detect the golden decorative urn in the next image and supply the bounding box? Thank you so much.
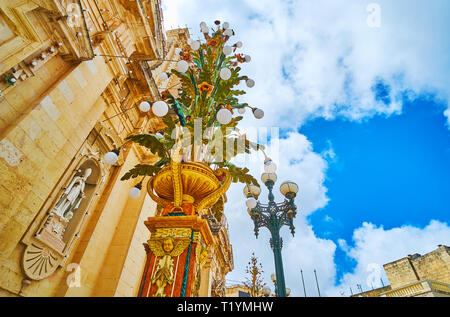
[120,18,262,297]
[147,160,231,216]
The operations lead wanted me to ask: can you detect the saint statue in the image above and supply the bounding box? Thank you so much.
[52,168,92,221]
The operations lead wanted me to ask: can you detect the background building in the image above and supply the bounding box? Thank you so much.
[225,284,251,297]
[0,0,232,297]
[352,245,450,297]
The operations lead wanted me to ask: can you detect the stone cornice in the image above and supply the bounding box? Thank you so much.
[145,216,215,247]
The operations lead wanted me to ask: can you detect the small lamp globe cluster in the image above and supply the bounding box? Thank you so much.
[137,99,168,117]
[261,287,271,297]
[188,20,263,124]
[244,158,298,210]
[269,274,291,297]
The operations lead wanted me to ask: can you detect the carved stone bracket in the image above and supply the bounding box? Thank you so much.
[211,278,226,297]
[201,215,221,235]
[22,243,59,281]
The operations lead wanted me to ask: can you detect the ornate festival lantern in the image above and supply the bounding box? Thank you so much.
[105,20,263,297]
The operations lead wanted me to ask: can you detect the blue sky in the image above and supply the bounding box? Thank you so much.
[302,93,450,285]
[162,0,450,296]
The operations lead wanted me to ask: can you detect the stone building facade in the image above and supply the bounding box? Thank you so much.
[352,245,450,297]
[225,284,251,297]
[0,0,233,297]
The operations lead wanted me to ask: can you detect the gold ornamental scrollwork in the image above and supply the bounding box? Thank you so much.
[196,168,231,213]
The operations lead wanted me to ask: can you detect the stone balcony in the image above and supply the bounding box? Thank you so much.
[380,279,450,297]
[202,214,222,235]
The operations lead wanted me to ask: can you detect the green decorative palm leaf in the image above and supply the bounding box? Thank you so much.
[122,25,263,188]
[121,164,162,181]
[126,134,168,158]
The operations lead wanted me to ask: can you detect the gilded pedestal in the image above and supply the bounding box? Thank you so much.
[138,216,213,297]
[138,160,230,297]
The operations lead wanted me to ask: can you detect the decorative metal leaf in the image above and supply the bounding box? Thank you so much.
[218,162,259,186]
[125,134,167,158]
[120,164,162,180]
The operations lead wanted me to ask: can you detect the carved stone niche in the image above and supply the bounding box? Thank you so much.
[21,158,103,281]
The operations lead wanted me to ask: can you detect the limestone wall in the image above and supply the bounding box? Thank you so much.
[0,54,112,290]
[0,0,225,298]
[413,246,450,284]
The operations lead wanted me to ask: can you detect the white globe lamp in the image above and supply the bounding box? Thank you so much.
[246,197,257,209]
[280,181,299,199]
[224,29,233,36]
[152,101,169,117]
[243,184,261,198]
[264,160,277,173]
[223,45,232,55]
[139,101,151,112]
[158,72,168,81]
[216,108,232,124]
[219,68,231,80]
[176,60,189,73]
[253,108,264,119]
[129,185,141,199]
[261,172,277,184]
[190,40,200,50]
[104,149,119,165]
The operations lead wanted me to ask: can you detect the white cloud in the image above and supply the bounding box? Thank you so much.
[337,238,350,253]
[223,130,331,295]
[161,0,450,297]
[163,0,450,129]
[283,216,337,297]
[230,130,330,215]
[321,141,336,162]
[445,108,450,128]
[327,220,450,296]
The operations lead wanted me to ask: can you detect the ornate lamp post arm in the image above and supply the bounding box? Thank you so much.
[267,179,275,202]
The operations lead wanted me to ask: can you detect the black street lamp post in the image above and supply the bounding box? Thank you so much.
[244,158,299,297]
